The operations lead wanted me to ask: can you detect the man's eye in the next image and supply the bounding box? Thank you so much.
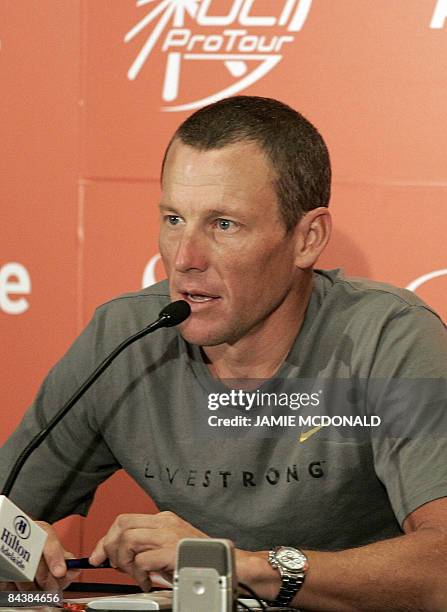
[166,215,180,225]
[216,218,236,231]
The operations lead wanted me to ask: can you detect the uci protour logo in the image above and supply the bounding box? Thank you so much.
[125,0,313,111]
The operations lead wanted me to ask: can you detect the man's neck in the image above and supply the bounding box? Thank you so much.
[203,272,313,380]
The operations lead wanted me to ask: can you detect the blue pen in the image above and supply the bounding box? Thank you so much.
[66,557,112,569]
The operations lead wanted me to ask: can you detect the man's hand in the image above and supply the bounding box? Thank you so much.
[28,521,80,592]
[89,512,207,591]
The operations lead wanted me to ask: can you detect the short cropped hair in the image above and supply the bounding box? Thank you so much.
[162,96,331,231]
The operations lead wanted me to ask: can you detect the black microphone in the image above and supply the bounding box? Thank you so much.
[1,300,191,498]
[158,299,191,328]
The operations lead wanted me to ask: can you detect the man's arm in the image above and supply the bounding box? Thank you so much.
[89,498,447,611]
[240,497,447,611]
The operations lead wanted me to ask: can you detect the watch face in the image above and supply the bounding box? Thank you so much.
[276,547,307,572]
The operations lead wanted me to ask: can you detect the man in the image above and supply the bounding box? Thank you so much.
[1,96,447,610]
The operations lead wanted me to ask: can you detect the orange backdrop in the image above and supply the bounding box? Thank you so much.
[1,0,446,582]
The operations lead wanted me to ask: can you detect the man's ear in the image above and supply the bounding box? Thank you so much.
[293,207,332,269]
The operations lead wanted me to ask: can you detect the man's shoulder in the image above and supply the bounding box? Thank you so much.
[307,270,445,378]
[85,280,175,345]
[95,280,171,318]
[314,268,441,319]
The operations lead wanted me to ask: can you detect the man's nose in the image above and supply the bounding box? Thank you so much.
[174,230,208,273]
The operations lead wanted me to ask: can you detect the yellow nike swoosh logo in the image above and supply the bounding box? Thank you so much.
[299,425,323,443]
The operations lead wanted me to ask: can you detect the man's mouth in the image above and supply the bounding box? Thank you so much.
[186,294,214,302]
[180,291,220,304]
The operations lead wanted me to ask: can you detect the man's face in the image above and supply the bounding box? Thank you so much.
[159,139,301,347]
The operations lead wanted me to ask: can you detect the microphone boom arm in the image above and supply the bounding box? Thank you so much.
[2,301,190,497]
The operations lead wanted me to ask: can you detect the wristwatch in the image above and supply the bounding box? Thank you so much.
[268,545,309,607]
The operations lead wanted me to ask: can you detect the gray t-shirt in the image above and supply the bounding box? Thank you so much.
[1,269,446,552]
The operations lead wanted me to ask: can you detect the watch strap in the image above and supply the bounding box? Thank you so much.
[273,572,305,607]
